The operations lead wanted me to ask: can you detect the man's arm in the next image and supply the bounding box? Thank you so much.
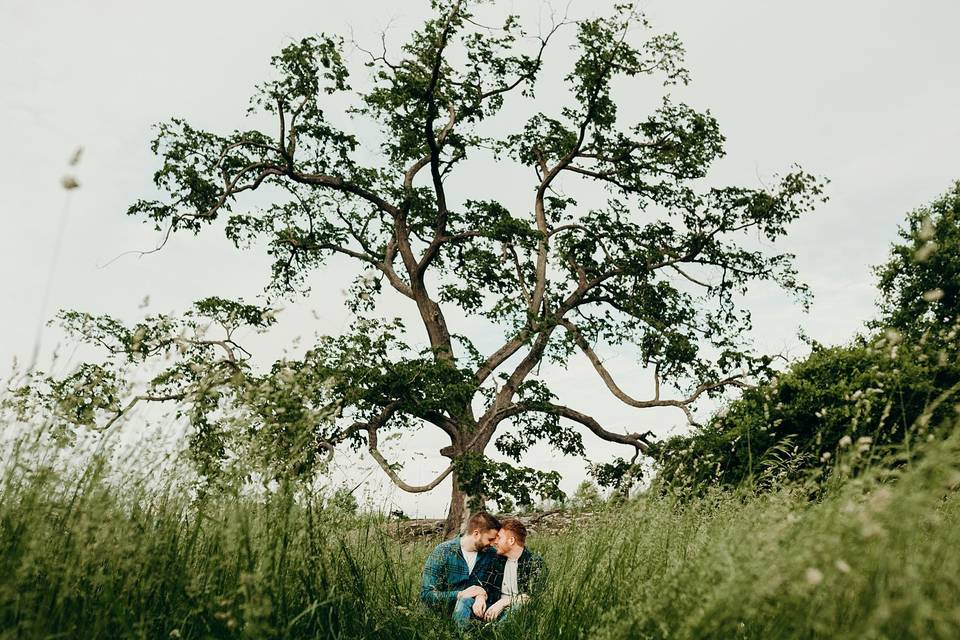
[471,591,488,618]
[483,596,513,621]
[420,545,459,608]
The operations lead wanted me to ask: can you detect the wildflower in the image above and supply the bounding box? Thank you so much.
[861,520,885,539]
[922,288,944,302]
[838,435,852,447]
[821,451,831,462]
[805,567,824,586]
[945,471,960,491]
[869,488,892,509]
[884,328,902,344]
[835,560,851,574]
[914,241,937,262]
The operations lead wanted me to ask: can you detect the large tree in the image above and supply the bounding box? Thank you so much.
[19,1,825,534]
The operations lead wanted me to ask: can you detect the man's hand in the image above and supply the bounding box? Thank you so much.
[483,597,509,621]
[471,593,488,617]
[457,585,486,600]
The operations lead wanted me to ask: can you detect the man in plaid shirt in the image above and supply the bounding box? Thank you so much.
[420,512,501,629]
[472,518,547,622]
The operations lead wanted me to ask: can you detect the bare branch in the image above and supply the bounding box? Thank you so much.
[496,401,651,453]
[405,103,457,190]
[559,318,751,426]
[98,392,186,432]
[364,403,454,493]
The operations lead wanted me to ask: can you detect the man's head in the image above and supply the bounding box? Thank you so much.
[463,512,501,551]
[494,518,527,556]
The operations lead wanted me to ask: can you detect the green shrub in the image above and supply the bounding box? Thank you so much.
[651,333,960,491]
[652,181,960,493]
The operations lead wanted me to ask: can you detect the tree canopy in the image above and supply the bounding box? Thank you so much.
[13,1,826,533]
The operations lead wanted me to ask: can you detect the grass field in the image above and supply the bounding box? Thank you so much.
[2,426,959,639]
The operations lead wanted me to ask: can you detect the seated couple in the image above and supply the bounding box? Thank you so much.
[420,512,547,629]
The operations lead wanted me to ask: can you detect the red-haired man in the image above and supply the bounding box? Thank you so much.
[472,518,548,622]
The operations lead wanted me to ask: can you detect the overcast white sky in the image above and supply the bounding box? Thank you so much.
[2,0,959,516]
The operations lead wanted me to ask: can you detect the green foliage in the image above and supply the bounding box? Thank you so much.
[329,485,359,515]
[651,335,960,491]
[590,456,643,492]
[3,425,960,639]
[6,297,345,487]
[571,479,603,510]
[454,452,564,511]
[652,181,960,493]
[873,180,960,340]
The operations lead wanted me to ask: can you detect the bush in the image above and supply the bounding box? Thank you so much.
[652,332,960,491]
[652,181,960,493]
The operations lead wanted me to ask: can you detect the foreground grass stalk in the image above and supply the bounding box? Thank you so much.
[1,428,959,639]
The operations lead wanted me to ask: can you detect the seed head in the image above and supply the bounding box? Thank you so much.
[805,567,823,586]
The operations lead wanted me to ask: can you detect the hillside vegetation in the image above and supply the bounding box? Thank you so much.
[2,422,959,639]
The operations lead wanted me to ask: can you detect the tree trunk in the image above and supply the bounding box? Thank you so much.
[443,472,468,538]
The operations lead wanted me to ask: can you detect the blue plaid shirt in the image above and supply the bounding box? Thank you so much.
[420,535,497,610]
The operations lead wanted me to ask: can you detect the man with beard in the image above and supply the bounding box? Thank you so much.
[472,518,547,623]
[420,512,501,629]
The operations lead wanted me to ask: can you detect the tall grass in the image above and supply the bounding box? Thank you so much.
[2,425,959,639]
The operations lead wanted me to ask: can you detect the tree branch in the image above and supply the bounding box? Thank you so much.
[559,318,753,426]
[497,401,652,453]
[364,404,455,493]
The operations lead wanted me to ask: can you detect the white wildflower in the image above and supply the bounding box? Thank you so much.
[914,241,937,262]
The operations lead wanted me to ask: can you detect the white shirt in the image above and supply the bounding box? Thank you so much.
[502,558,520,599]
[460,539,478,573]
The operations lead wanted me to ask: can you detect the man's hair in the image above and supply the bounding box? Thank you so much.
[499,518,527,545]
[467,511,501,533]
